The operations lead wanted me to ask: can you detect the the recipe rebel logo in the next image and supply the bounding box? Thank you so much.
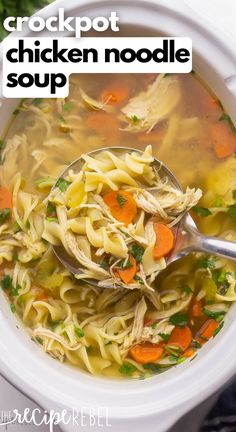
[0,407,112,430]
[1,8,192,98]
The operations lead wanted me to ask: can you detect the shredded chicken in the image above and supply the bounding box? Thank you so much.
[121,74,181,133]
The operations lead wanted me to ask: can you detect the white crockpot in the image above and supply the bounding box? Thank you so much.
[0,1,236,431]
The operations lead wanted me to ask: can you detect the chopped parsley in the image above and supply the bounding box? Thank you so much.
[0,208,11,224]
[32,98,42,106]
[227,205,236,221]
[159,333,170,342]
[133,275,144,284]
[56,178,71,192]
[169,313,188,327]
[213,321,224,337]
[10,304,16,313]
[117,194,127,208]
[12,221,21,233]
[130,244,144,263]
[192,206,212,217]
[212,269,230,296]
[1,275,12,290]
[119,362,137,376]
[219,113,231,122]
[130,115,139,124]
[197,256,215,270]
[0,139,5,164]
[100,259,109,270]
[48,320,63,330]
[191,339,202,349]
[143,363,161,373]
[74,326,85,338]
[46,202,57,221]
[203,308,225,321]
[63,102,74,112]
[119,259,133,270]
[13,108,20,116]
[151,322,157,329]
[10,285,20,297]
[181,284,193,294]
[59,115,66,123]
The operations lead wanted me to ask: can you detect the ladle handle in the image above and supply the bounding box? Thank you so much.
[184,217,236,260]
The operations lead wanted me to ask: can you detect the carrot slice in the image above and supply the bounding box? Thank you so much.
[103,190,137,226]
[129,342,164,364]
[211,122,236,159]
[198,319,218,343]
[191,299,202,318]
[0,187,12,210]
[101,83,130,105]
[182,348,195,358]
[85,112,119,137]
[116,255,137,285]
[153,223,174,259]
[168,326,192,351]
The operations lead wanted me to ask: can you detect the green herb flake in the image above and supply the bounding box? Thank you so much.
[133,275,144,284]
[159,333,170,342]
[1,275,12,290]
[131,244,144,263]
[120,259,133,270]
[105,340,112,346]
[213,321,224,338]
[191,339,202,349]
[197,257,215,270]
[143,363,161,373]
[100,259,109,270]
[151,322,157,329]
[130,115,139,124]
[56,178,71,192]
[48,320,63,330]
[13,108,20,116]
[119,362,137,376]
[227,205,236,220]
[0,208,11,224]
[74,326,85,338]
[46,202,57,220]
[181,284,193,294]
[169,313,188,327]
[169,354,178,363]
[219,113,231,122]
[59,116,66,123]
[10,286,19,297]
[117,194,127,208]
[47,217,58,223]
[203,308,225,320]
[63,102,74,112]
[86,345,93,353]
[10,303,16,313]
[35,337,43,345]
[32,98,42,106]
[12,221,21,233]
[192,206,212,217]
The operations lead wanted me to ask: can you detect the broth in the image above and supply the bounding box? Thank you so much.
[0,69,236,379]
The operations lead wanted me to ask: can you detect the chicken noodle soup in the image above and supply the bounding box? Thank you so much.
[0,71,236,379]
[44,145,201,289]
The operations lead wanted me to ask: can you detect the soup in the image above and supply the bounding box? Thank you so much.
[0,71,236,379]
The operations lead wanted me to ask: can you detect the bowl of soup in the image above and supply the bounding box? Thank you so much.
[0,1,236,431]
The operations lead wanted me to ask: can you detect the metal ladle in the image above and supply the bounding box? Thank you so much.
[52,147,236,286]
